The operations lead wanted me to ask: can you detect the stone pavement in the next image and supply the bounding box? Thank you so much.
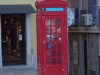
[0,66,37,75]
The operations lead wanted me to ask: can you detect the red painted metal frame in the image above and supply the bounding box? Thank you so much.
[36,0,68,75]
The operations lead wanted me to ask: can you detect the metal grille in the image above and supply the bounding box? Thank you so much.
[88,49,96,70]
[88,40,96,71]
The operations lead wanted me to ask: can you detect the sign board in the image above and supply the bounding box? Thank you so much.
[69,27,100,33]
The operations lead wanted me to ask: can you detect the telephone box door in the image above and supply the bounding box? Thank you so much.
[42,15,68,75]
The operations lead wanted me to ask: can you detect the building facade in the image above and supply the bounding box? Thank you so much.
[68,0,100,75]
[0,0,37,70]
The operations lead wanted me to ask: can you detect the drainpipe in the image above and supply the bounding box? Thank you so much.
[78,0,83,26]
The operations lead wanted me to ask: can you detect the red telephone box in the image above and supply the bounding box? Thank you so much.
[36,0,68,75]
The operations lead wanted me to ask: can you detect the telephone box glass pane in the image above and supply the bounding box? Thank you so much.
[46,19,50,26]
[51,42,56,49]
[51,27,56,33]
[57,27,61,33]
[46,35,50,42]
[57,34,62,41]
[46,27,50,34]
[51,34,56,41]
[46,42,51,49]
[57,42,62,49]
[57,19,61,26]
[51,19,56,26]
[45,18,63,65]
[52,50,56,57]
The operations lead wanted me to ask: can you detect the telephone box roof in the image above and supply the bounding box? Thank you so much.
[36,0,67,7]
[36,0,67,2]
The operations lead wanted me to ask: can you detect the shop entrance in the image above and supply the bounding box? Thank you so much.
[1,14,26,66]
[84,40,87,75]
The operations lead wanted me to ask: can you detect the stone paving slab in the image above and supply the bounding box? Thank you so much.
[0,67,37,75]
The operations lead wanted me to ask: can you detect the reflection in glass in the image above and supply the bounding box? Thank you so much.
[46,18,63,65]
[56,19,61,27]
[57,26,61,33]
[51,42,56,49]
[46,27,50,34]
[57,34,61,41]
[1,15,26,65]
[46,19,50,26]
[46,42,51,49]
[51,27,56,33]
[51,34,56,41]
[46,35,50,42]
[51,19,56,26]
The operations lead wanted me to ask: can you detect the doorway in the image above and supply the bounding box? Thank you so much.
[1,14,26,66]
[84,40,87,75]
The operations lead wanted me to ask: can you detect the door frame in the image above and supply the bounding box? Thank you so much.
[84,39,87,75]
[0,14,32,68]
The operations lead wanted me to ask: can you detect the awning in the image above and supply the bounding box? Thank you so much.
[0,5,36,14]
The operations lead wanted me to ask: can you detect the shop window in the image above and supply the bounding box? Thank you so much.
[1,14,26,66]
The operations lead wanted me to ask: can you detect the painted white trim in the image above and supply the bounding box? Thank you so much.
[26,14,32,67]
[0,15,2,68]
